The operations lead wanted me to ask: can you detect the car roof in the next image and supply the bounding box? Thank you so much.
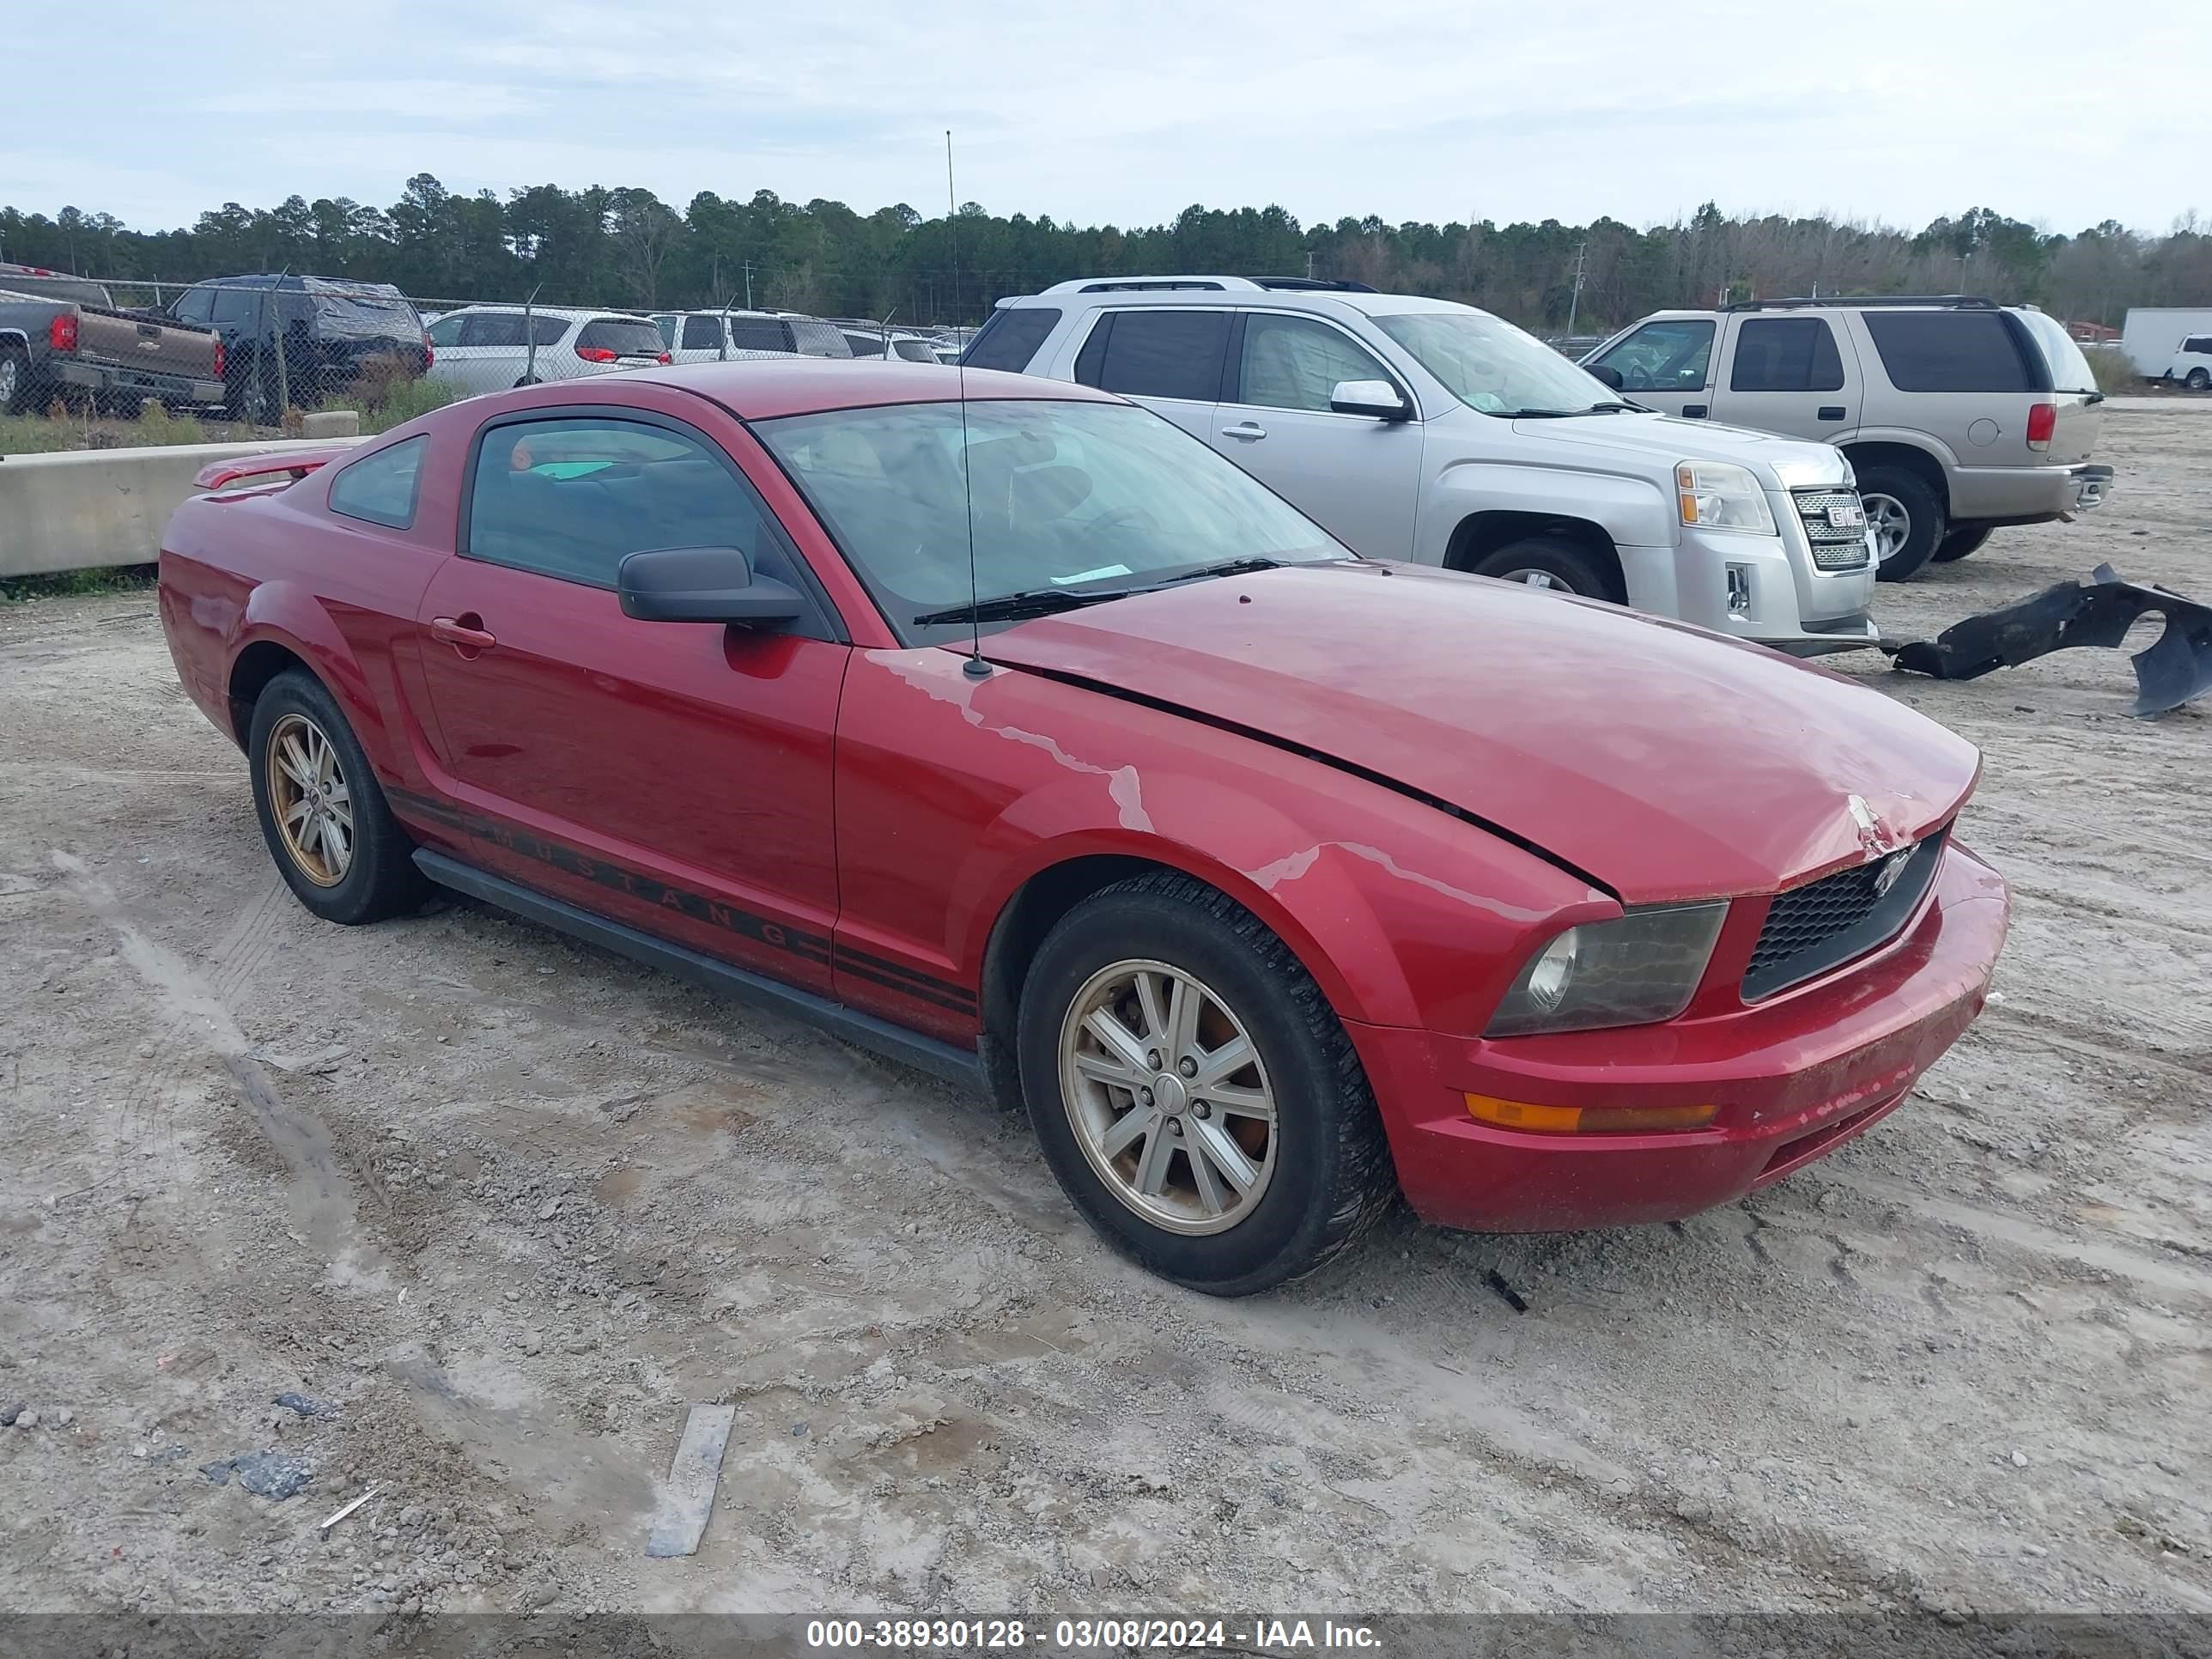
[440,304,645,322]
[1003,277,1488,322]
[607,360,1126,420]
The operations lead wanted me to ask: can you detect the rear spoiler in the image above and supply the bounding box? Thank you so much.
[193,449,341,491]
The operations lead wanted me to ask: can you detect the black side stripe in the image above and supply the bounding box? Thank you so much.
[384,785,975,1009]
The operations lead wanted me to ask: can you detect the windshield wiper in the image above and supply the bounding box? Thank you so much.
[1498,403,1633,418]
[1141,556,1284,589]
[914,558,1285,626]
[912,586,1137,626]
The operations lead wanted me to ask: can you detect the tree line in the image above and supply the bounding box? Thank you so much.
[4,176,2208,333]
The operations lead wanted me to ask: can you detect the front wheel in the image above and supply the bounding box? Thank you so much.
[1932,522,1995,563]
[1856,466,1945,582]
[1017,873,1396,1295]
[247,671,428,925]
[1468,534,1613,599]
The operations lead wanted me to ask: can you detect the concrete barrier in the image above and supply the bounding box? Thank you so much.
[0,438,361,578]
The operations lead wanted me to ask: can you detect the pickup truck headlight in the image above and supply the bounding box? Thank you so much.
[1676,461,1777,534]
[1486,903,1729,1036]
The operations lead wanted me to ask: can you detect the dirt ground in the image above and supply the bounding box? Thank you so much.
[2,404,2207,1625]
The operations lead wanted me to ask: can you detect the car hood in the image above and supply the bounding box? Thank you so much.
[1448,408,1850,489]
[980,562,1978,904]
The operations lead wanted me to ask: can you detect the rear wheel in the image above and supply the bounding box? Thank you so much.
[247,672,428,925]
[1468,535,1613,599]
[1017,872,1396,1295]
[1857,465,1945,582]
[0,345,32,414]
[2188,368,2210,392]
[1932,522,1995,563]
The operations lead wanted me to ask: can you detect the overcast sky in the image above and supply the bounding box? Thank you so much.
[6,0,2204,239]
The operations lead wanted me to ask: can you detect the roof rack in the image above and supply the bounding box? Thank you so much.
[1250,276,1377,293]
[1723,295,1997,313]
[1073,279,1229,293]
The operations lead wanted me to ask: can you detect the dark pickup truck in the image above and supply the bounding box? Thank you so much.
[0,264,224,415]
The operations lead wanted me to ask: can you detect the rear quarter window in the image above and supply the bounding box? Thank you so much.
[962,306,1061,372]
[327,436,428,531]
[1861,311,2034,392]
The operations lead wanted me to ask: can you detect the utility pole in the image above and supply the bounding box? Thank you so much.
[1565,240,1587,336]
[1306,249,1316,280]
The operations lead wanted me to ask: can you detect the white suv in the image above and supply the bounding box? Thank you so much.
[969,276,1876,654]
[423,306,668,395]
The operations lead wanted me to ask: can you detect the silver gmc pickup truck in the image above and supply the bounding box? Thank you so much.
[0,264,223,416]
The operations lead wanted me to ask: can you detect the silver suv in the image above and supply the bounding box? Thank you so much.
[967,276,1877,655]
[1583,296,2112,580]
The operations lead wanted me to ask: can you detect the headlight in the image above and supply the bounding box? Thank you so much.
[1486,903,1729,1036]
[1676,461,1776,534]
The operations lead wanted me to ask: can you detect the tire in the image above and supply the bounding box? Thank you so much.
[1016,872,1397,1295]
[246,671,428,925]
[0,345,32,415]
[2188,368,2210,392]
[1932,522,1995,563]
[1467,534,1613,599]
[1856,465,1946,582]
[513,375,542,388]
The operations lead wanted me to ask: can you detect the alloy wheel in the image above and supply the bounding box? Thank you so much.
[1057,958,1278,1235]
[0,355,19,407]
[1501,568,1570,591]
[265,712,354,887]
[1862,492,1911,566]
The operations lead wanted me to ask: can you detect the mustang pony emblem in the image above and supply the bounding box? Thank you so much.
[1846,793,1903,859]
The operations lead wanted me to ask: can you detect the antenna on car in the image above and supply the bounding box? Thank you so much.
[950,128,989,680]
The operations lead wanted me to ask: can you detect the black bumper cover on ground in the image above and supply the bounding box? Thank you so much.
[1885,563,2212,717]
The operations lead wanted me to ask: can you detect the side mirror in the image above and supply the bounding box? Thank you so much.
[1586,362,1625,391]
[617,545,805,628]
[1328,379,1412,422]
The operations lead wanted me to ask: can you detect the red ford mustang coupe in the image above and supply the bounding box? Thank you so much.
[159,362,2008,1293]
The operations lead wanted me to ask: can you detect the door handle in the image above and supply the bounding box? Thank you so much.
[1219,421,1267,441]
[1817,405,1847,422]
[1682,404,1709,419]
[430,615,496,655]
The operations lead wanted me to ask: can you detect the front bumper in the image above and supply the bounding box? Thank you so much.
[1344,841,2009,1233]
[1620,499,1876,656]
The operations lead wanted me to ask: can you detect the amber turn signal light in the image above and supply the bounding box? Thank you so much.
[1464,1094,1717,1134]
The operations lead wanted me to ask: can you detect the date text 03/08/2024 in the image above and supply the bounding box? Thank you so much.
[804,1617,1382,1650]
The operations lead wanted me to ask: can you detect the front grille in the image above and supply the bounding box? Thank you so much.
[1793,489,1872,571]
[1743,830,1946,1000]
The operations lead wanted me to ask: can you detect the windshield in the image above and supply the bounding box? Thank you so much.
[2014,309,2100,393]
[1373,308,1620,416]
[756,398,1346,641]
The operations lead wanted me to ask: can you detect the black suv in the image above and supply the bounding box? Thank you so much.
[169,275,430,422]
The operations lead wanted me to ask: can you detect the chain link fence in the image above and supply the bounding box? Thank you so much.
[4,264,972,443]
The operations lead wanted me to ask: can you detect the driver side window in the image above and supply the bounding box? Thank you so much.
[1233,315,1395,413]
[1592,319,1715,392]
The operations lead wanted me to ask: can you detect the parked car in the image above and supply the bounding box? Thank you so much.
[1583,296,2113,580]
[646,308,852,366]
[837,324,943,363]
[169,275,430,422]
[424,306,670,395]
[0,263,222,415]
[157,362,2008,1292]
[2158,331,2212,391]
[969,276,1877,655]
